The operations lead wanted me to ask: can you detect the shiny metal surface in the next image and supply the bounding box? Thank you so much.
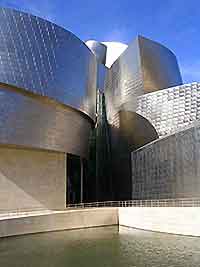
[131,122,200,199]
[108,81,200,140]
[109,82,200,199]
[110,111,158,200]
[85,40,107,65]
[97,63,108,91]
[0,7,197,202]
[102,41,128,68]
[0,85,92,157]
[105,36,182,123]
[105,37,143,122]
[0,7,97,119]
[104,35,184,199]
[110,111,158,151]
[135,82,200,137]
[139,36,183,93]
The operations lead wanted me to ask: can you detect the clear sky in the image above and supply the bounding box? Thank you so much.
[0,0,199,83]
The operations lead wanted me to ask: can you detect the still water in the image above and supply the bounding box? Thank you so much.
[0,226,200,267]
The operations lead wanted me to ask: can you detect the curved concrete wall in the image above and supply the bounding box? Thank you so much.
[0,85,92,157]
[0,7,97,119]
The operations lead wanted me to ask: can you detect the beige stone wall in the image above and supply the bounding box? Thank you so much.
[0,208,118,237]
[0,146,66,211]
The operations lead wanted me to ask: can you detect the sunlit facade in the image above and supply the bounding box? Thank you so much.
[0,7,198,211]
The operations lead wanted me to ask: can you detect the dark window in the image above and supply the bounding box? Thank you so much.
[67,154,81,204]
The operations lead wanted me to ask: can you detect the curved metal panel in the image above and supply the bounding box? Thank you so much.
[110,111,158,200]
[97,63,108,91]
[85,40,107,65]
[135,82,200,137]
[110,111,158,151]
[0,7,97,119]
[105,36,183,124]
[139,36,183,93]
[102,41,128,68]
[105,37,143,123]
[131,122,200,199]
[0,86,92,158]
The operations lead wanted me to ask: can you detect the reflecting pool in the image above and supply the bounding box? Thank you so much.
[0,226,200,266]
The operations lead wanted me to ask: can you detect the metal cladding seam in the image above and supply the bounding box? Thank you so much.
[0,7,98,157]
[0,7,97,120]
[0,85,92,157]
[105,36,183,124]
[131,121,200,199]
[135,82,200,137]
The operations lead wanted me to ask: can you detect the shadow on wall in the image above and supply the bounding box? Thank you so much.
[110,111,159,200]
[0,146,66,211]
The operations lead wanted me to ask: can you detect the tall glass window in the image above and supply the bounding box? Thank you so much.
[67,154,81,204]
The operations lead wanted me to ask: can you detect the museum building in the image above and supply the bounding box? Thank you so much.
[0,7,199,212]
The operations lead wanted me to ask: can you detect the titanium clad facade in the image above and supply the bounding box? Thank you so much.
[0,86,92,158]
[131,123,200,199]
[85,40,107,65]
[105,37,143,123]
[135,82,200,137]
[0,7,100,208]
[103,36,187,201]
[0,6,198,205]
[97,63,108,91]
[0,8,97,119]
[139,36,183,93]
[110,111,159,200]
[105,36,182,124]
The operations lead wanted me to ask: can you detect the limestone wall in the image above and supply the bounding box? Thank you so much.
[0,146,66,211]
[0,208,118,237]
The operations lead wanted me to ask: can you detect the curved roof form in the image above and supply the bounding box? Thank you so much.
[0,7,97,119]
[102,42,128,68]
[85,40,107,65]
[105,36,183,124]
[138,35,183,93]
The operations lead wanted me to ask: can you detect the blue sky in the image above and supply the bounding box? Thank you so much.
[0,0,199,83]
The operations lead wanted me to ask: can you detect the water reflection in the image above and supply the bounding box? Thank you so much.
[0,226,200,267]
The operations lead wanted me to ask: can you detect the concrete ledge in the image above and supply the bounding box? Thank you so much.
[119,207,200,236]
[0,208,118,237]
[2,206,200,238]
